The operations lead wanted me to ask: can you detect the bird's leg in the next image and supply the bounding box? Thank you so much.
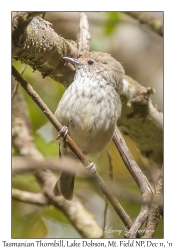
[86,162,96,172]
[56,126,68,140]
[56,126,69,148]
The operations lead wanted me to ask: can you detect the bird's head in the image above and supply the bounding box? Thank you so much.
[63,51,125,95]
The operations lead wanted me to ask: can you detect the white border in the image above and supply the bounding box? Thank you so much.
[1,1,175,248]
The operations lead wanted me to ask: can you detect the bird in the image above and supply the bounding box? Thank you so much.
[52,51,125,200]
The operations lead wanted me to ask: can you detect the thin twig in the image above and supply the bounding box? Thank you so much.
[113,126,154,238]
[123,12,163,36]
[12,65,133,229]
[12,64,27,99]
[142,166,163,238]
[103,197,108,232]
[103,152,114,232]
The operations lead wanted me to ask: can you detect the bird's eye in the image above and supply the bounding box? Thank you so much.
[87,60,94,66]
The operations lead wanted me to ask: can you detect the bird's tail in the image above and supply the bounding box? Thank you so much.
[54,172,75,200]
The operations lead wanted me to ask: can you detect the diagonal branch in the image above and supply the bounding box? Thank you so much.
[12,156,86,176]
[142,166,163,238]
[12,76,104,238]
[113,126,153,238]
[12,65,133,230]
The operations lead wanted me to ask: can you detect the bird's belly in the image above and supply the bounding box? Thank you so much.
[55,80,120,156]
[69,108,115,155]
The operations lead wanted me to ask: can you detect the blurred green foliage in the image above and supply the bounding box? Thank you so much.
[34,133,58,157]
[103,12,121,35]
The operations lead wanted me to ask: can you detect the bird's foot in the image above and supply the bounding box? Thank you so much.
[56,126,68,147]
[86,162,96,172]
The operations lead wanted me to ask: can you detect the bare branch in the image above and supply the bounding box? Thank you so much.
[12,188,48,205]
[12,12,44,31]
[142,166,163,238]
[113,126,153,238]
[12,182,104,238]
[12,65,133,230]
[40,171,105,238]
[103,152,114,232]
[12,13,78,87]
[123,12,163,36]
[78,12,91,57]
[12,156,85,176]
[12,156,152,207]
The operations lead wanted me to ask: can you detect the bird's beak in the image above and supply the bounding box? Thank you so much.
[63,57,81,65]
